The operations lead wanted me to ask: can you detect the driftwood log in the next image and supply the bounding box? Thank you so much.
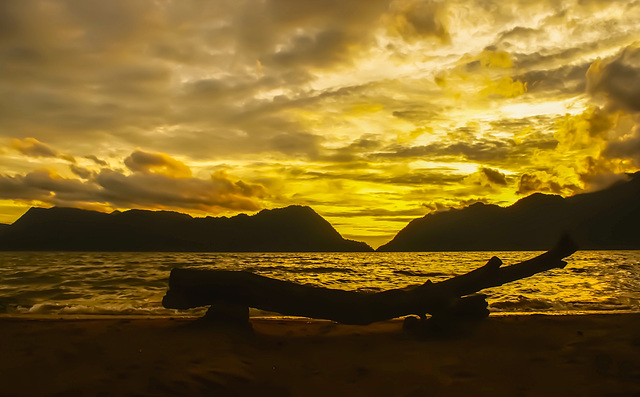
[162,236,578,325]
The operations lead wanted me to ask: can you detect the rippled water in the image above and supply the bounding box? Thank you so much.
[0,251,638,317]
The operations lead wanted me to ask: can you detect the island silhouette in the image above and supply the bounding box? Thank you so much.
[1,172,639,252]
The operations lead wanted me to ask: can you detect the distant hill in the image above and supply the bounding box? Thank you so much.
[378,172,640,251]
[0,206,373,252]
[0,223,9,235]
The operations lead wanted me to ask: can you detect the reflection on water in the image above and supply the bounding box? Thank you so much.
[0,251,638,316]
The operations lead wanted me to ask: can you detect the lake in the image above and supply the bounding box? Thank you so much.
[0,251,638,317]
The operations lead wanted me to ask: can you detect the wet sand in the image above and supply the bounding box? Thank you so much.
[1,314,639,396]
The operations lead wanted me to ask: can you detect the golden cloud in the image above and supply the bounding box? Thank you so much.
[0,151,267,214]
[11,138,58,158]
[124,150,193,178]
[10,137,76,164]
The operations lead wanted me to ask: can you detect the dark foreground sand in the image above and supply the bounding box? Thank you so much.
[1,314,639,397]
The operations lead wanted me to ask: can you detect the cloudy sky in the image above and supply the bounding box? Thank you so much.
[1,0,640,247]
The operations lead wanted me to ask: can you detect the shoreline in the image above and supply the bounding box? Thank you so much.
[1,309,639,321]
[1,313,639,396]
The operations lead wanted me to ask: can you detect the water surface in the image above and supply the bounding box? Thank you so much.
[0,251,638,317]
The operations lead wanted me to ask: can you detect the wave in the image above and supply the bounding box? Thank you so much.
[4,302,207,317]
[490,296,554,311]
[392,270,448,278]
[243,265,355,274]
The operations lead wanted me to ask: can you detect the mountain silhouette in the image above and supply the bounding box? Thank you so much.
[0,205,373,252]
[377,172,640,251]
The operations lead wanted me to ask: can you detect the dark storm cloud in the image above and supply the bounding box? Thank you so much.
[391,108,443,125]
[268,132,323,159]
[517,63,589,94]
[0,0,459,160]
[580,44,640,174]
[317,136,386,162]
[181,77,268,104]
[0,152,267,213]
[602,133,640,163]
[587,44,640,113]
[94,169,265,212]
[374,139,512,162]
[69,165,93,180]
[0,0,363,152]
[0,172,56,201]
[385,0,450,43]
[517,172,582,195]
[238,0,393,60]
[480,167,507,185]
[489,115,553,132]
[489,1,640,101]
[285,165,464,187]
[269,29,359,69]
[84,155,108,167]
[370,133,559,170]
[0,170,95,203]
[460,167,510,193]
[0,1,173,125]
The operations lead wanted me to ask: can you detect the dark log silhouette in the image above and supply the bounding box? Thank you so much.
[162,236,578,325]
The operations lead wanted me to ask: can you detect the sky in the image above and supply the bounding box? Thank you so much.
[1,0,640,248]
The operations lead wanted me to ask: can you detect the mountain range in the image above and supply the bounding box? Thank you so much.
[0,205,373,252]
[378,172,640,251]
[1,172,639,252]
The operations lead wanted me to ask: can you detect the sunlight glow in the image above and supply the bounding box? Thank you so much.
[1,0,639,247]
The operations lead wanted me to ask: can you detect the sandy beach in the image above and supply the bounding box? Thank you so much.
[1,314,639,396]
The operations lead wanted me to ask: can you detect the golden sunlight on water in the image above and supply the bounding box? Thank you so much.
[0,251,638,316]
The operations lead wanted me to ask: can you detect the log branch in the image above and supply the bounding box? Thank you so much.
[162,235,578,325]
